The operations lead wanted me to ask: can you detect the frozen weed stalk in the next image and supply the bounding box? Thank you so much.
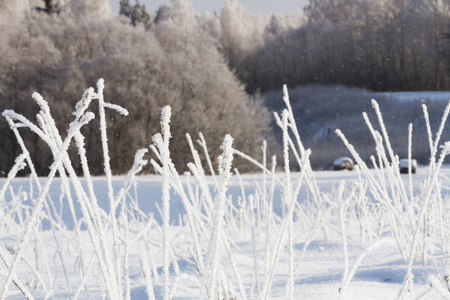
[0,79,144,299]
[337,99,450,299]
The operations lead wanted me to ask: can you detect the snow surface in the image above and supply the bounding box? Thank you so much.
[375,91,450,102]
[1,166,450,299]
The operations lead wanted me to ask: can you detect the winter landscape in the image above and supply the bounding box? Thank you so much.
[2,0,450,299]
[1,80,450,300]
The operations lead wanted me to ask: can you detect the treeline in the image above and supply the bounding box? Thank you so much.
[1,0,450,176]
[0,0,272,176]
[220,0,450,93]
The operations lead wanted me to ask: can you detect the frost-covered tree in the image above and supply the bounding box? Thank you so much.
[220,0,269,64]
[151,0,272,170]
[0,0,273,175]
[229,0,450,93]
[68,0,111,19]
[119,0,152,30]
[35,0,60,14]
[217,0,307,93]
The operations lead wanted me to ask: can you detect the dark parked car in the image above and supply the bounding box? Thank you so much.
[333,157,354,171]
[399,159,417,174]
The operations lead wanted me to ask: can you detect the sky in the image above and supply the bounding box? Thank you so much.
[108,0,309,15]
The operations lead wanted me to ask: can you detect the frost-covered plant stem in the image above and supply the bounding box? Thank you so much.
[277,86,323,218]
[157,159,206,275]
[279,110,294,300]
[199,135,234,299]
[422,104,434,161]
[336,128,410,257]
[398,143,450,299]
[0,109,94,300]
[221,236,247,300]
[5,113,72,289]
[339,239,391,299]
[186,133,207,185]
[97,79,127,299]
[371,100,396,166]
[197,132,218,189]
[73,253,98,300]
[154,106,172,300]
[211,135,234,296]
[408,124,414,206]
[73,132,120,295]
[428,276,450,300]
[362,108,412,226]
[0,247,34,299]
[261,150,310,300]
[0,154,27,201]
[430,101,450,165]
[71,86,127,298]
[338,182,350,284]
[437,183,446,257]
[140,247,156,300]
[35,94,88,287]
[249,194,260,298]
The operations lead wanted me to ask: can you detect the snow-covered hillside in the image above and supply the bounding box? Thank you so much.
[375,91,450,102]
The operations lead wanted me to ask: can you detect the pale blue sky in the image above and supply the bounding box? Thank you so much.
[108,0,309,15]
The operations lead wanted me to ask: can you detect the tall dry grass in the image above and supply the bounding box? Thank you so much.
[1,80,450,299]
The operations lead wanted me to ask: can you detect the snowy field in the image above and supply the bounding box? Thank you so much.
[2,80,450,300]
[2,167,450,299]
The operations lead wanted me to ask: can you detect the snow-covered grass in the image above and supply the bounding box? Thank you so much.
[2,80,450,299]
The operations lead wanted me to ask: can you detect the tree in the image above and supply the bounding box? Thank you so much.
[36,0,60,14]
[119,0,152,30]
[0,0,274,175]
[152,0,273,170]
[68,0,111,20]
[227,0,450,93]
